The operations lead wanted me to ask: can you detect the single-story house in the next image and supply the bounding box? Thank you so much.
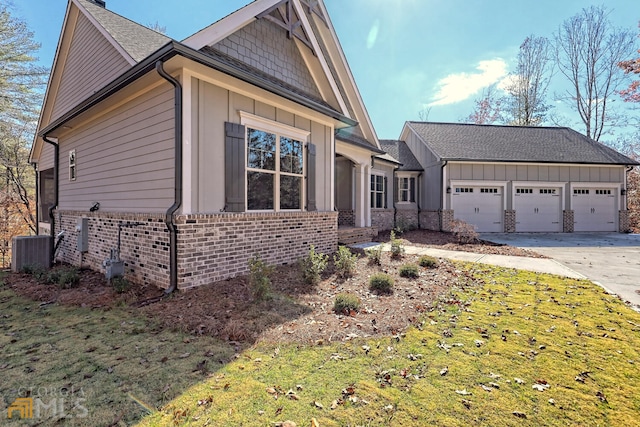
[31,0,392,290]
[399,121,639,233]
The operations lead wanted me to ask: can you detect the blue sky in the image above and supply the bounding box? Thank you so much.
[16,0,640,139]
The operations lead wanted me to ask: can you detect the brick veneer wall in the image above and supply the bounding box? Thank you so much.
[54,211,170,287]
[563,210,574,233]
[419,211,440,231]
[338,210,355,227]
[396,208,419,230]
[441,210,454,232]
[504,210,516,233]
[54,210,338,290]
[371,209,394,231]
[619,210,630,232]
[175,211,337,289]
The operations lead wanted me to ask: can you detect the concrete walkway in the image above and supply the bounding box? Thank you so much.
[354,242,586,280]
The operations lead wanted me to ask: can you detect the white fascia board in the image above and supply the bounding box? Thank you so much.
[72,0,136,65]
[182,0,282,49]
[291,0,350,119]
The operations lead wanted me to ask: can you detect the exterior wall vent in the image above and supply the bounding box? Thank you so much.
[11,236,52,272]
[89,0,106,8]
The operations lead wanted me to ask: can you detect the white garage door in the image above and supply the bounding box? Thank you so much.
[451,186,503,232]
[572,188,617,232]
[514,187,562,232]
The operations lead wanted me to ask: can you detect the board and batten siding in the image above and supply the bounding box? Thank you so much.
[447,162,624,183]
[190,78,333,213]
[57,85,175,212]
[51,11,131,121]
[404,129,441,210]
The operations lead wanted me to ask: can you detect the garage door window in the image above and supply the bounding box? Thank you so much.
[516,188,533,194]
[480,188,498,193]
[455,187,473,193]
[540,189,557,194]
[574,189,589,195]
[596,189,611,195]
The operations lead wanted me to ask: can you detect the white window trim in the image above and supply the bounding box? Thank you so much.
[240,111,309,212]
[396,172,417,204]
[371,172,385,209]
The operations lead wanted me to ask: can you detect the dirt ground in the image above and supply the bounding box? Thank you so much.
[5,230,542,348]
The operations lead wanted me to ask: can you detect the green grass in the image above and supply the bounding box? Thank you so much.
[138,264,640,426]
[0,285,234,426]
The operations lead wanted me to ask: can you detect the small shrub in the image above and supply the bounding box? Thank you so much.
[450,219,479,244]
[333,246,358,279]
[111,276,131,294]
[419,255,438,268]
[333,293,361,315]
[365,245,383,265]
[248,255,274,301]
[45,267,80,289]
[21,264,48,282]
[399,263,419,278]
[389,230,405,259]
[369,273,394,294]
[299,245,328,285]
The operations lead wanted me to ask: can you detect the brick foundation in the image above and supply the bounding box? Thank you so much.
[504,210,516,233]
[371,209,394,231]
[54,210,338,290]
[338,210,355,227]
[395,208,419,231]
[419,210,440,231]
[441,210,454,232]
[619,210,630,232]
[563,210,574,233]
[54,211,170,287]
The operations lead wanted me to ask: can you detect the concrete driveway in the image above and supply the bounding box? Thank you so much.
[480,233,640,308]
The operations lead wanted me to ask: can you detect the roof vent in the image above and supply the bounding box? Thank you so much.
[89,0,106,8]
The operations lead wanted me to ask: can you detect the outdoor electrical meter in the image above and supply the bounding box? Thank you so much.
[76,217,89,253]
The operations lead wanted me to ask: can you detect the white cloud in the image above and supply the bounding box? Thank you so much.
[366,19,380,49]
[428,59,508,106]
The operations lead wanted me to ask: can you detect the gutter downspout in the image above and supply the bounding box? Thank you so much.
[439,160,448,231]
[155,60,182,295]
[33,163,39,236]
[42,136,59,264]
[392,167,398,229]
[416,172,422,229]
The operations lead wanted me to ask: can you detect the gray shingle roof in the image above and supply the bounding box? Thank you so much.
[379,140,423,171]
[78,0,171,63]
[407,122,639,165]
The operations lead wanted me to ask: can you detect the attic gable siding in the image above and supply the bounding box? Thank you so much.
[51,11,130,121]
[212,17,322,100]
[57,85,175,213]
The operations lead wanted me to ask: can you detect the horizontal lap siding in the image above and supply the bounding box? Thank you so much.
[51,12,130,121]
[450,163,624,183]
[58,85,175,212]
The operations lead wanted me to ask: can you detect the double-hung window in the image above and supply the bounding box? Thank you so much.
[243,113,308,211]
[371,174,386,208]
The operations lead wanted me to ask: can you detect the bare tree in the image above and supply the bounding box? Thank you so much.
[503,36,553,126]
[554,5,636,141]
[417,106,431,122]
[464,85,503,125]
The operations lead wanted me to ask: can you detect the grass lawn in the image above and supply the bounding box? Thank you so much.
[138,265,640,427]
[2,264,640,426]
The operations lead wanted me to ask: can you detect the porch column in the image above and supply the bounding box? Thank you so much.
[354,163,370,227]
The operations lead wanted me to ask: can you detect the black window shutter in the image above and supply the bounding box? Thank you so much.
[306,143,317,211]
[384,176,388,209]
[224,122,246,212]
[410,177,416,203]
[394,177,399,203]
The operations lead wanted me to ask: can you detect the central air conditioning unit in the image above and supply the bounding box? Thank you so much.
[11,235,52,272]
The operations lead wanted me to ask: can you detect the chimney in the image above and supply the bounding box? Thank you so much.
[90,0,106,8]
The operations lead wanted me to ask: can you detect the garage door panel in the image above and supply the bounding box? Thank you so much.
[514,187,562,232]
[573,188,616,232]
[451,186,503,232]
